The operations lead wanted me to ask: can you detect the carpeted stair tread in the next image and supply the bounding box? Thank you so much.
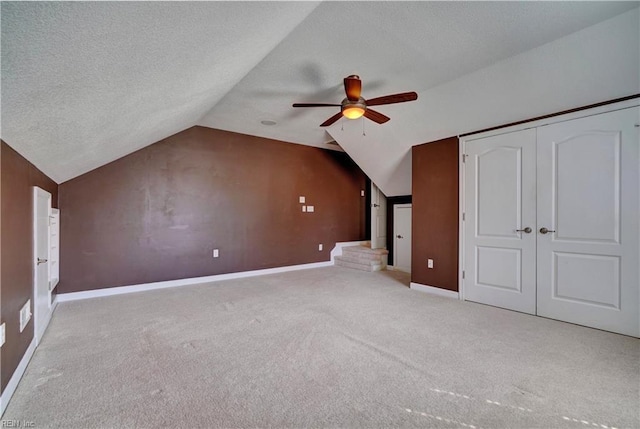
[342,245,389,255]
[335,256,382,272]
[335,255,382,266]
[336,245,388,272]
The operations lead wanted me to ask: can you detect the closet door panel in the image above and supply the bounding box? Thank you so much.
[463,128,537,314]
[536,107,639,337]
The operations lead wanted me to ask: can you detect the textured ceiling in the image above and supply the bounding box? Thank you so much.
[1,1,637,184]
[1,1,320,182]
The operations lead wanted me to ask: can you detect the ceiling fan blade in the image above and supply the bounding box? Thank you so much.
[363,108,390,124]
[344,75,362,101]
[366,92,418,106]
[320,112,344,127]
[293,103,341,108]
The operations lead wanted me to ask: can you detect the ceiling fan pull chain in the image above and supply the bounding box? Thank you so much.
[341,118,344,131]
[362,117,366,136]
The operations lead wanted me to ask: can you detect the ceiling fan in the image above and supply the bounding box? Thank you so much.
[292,75,418,127]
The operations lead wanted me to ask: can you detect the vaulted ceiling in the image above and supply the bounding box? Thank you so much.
[2,2,638,194]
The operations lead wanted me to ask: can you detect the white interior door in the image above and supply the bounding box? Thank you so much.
[371,182,387,249]
[33,186,52,344]
[464,129,537,314]
[393,204,412,272]
[536,107,639,337]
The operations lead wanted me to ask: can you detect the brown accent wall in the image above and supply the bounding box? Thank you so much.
[59,126,367,293]
[1,141,58,392]
[411,137,459,291]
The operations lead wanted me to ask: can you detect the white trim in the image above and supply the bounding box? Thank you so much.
[459,136,466,301]
[330,241,367,263]
[462,98,639,142]
[42,294,59,336]
[410,282,460,299]
[58,240,368,303]
[0,338,36,417]
[36,297,58,347]
[380,265,411,273]
[57,261,334,302]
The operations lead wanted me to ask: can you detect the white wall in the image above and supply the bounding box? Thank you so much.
[331,8,640,197]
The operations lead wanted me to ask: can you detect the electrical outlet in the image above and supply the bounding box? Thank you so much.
[428,259,434,269]
[299,196,305,203]
[213,249,219,258]
[307,205,314,212]
[0,322,5,347]
[19,300,31,333]
[318,244,323,251]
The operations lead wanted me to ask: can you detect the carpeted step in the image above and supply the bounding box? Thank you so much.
[335,256,382,272]
[337,254,383,266]
[342,246,389,262]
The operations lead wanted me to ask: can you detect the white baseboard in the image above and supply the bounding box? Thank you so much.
[386,265,410,273]
[0,338,36,417]
[410,282,460,299]
[57,260,334,303]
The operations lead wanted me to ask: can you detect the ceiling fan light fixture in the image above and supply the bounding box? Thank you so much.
[291,75,417,127]
[342,106,365,119]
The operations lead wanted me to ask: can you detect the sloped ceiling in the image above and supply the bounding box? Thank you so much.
[1,1,321,182]
[2,1,638,187]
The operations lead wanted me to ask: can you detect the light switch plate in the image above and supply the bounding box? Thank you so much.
[428,259,434,269]
[318,244,323,251]
[0,322,5,347]
[299,196,305,203]
[213,249,219,258]
[307,205,314,212]
[361,190,365,197]
[302,206,307,212]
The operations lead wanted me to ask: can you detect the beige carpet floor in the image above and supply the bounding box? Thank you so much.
[3,266,639,428]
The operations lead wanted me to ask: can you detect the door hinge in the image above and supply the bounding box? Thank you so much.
[462,270,465,279]
[462,212,465,221]
[462,154,467,163]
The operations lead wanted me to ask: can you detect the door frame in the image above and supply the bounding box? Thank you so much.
[393,203,412,272]
[370,182,387,249]
[33,186,53,346]
[459,98,640,302]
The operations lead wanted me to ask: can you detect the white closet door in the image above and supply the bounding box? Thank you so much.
[536,107,639,337]
[464,128,537,314]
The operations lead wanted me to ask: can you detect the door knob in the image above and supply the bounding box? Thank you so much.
[37,258,48,265]
[539,227,556,234]
[516,227,532,233]
[397,235,403,239]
